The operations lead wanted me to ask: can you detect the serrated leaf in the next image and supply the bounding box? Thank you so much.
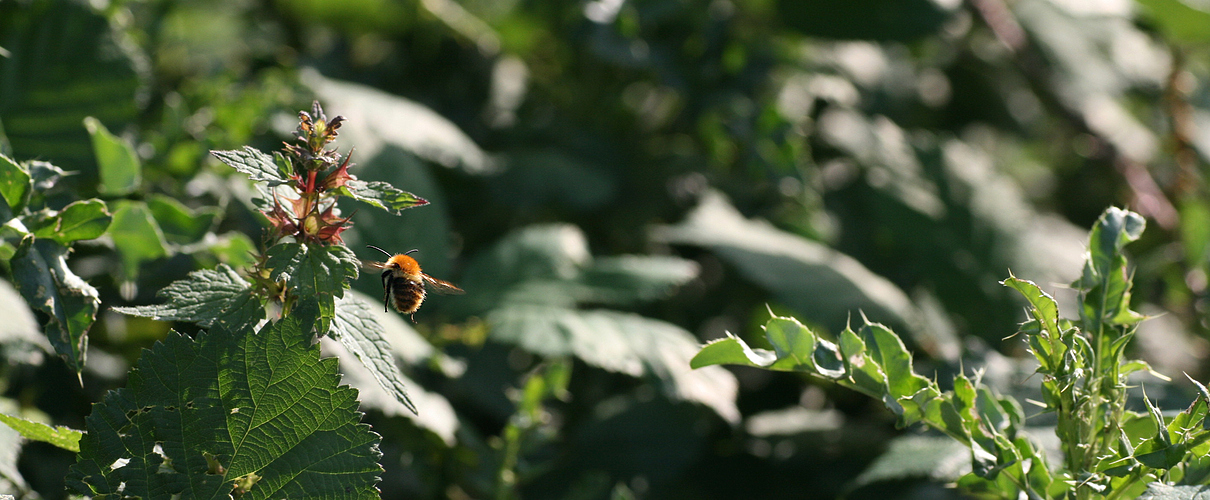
[329,293,416,414]
[31,199,111,244]
[690,334,778,369]
[212,147,292,187]
[0,413,80,453]
[146,194,220,245]
[339,179,428,215]
[265,242,358,298]
[0,154,30,214]
[10,237,97,377]
[83,117,140,195]
[1002,276,1060,339]
[66,315,383,499]
[860,322,929,400]
[112,264,264,333]
[492,305,740,423]
[1140,483,1210,500]
[108,200,169,280]
[651,190,919,336]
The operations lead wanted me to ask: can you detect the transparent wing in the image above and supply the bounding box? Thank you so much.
[422,274,465,295]
[361,259,388,271]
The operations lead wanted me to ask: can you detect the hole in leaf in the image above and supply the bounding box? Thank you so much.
[109,457,130,470]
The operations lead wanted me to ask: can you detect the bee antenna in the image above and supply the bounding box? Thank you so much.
[366,245,393,258]
[404,249,419,255]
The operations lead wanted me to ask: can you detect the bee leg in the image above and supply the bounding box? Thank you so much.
[381,273,391,313]
[410,313,416,323]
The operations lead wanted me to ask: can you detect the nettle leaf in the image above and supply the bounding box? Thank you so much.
[67,315,382,499]
[31,199,111,244]
[112,264,264,333]
[1140,483,1210,500]
[0,412,81,453]
[491,305,740,424]
[212,147,292,187]
[83,117,141,196]
[339,179,428,215]
[10,237,97,377]
[330,293,416,414]
[0,155,30,214]
[108,200,169,280]
[651,190,920,336]
[265,242,358,298]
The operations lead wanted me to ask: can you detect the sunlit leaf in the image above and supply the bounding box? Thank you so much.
[651,191,919,336]
[0,412,81,453]
[212,146,292,187]
[302,70,497,174]
[339,179,428,214]
[265,242,358,298]
[31,199,111,244]
[329,293,416,414]
[84,117,141,195]
[66,315,383,499]
[0,154,29,214]
[112,264,264,333]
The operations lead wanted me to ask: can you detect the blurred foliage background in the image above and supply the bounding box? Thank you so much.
[3,0,1210,498]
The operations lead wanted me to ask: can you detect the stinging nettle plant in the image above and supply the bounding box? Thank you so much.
[65,102,431,498]
[693,207,1210,500]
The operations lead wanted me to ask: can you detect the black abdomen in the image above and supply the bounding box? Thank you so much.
[390,277,426,314]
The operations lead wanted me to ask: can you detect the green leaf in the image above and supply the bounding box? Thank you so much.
[690,334,778,370]
[0,154,30,214]
[31,199,111,244]
[112,264,264,333]
[849,435,969,490]
[1140,483,1210,499]
[66,314,383,499]
[0,0,142,174]
[0,412,80,453]
[302,71,497,174]
[339,179,428,215]
[329,293,416,414]
[265,242,358,298]
[212,147,292,187]
[491,305,740,423]
[1135,0,1210,45]
[83,117,141,195]
[651,191,920,336]
[859,322,929,400]
[108,200,169,280]
[10,237,97,377]
[146,194,220,245]
[578,255,700,305]
[1001,276,1061,339]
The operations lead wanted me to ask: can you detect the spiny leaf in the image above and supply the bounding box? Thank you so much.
[1002,276,1060,339]
[691,334,778,370]
[330,293,416,414]
[10,237,97,377]
[112,264,264,333]
[66,315,383,499]
[0,413,81,453]
[339,179,428,215]
[84,117,140,196]
[31,199,111,244]
[212,147,292,187]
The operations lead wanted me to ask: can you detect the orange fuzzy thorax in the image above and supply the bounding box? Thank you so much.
[387,254,422,277]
